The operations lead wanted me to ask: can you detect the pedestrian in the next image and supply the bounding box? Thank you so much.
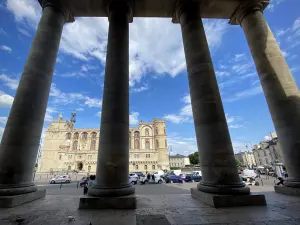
[147,173,150,181]
[266,168,269,180]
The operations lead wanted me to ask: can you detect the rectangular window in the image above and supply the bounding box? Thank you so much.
[68,155,72,159]
[146,154,150,158]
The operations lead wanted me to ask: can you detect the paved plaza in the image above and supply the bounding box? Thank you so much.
[0,178,299,225]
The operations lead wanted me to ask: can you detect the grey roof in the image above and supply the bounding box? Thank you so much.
[169,154,186,158]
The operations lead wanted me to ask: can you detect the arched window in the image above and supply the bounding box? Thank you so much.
[73,140,78,150]
[66,132,71,140]
[144,165,147,170]
[156,128,159,135]
[145,128,149,136]
[91,132,97,139]
[82,132,88,140]
[165,139,167,148]
[145,141,150,150]
[59,155,62,160]
[134,139,139,149]
[91,140,96,150]
[134,131,140,138]
[156,140,159,148]
[164,127,166,134]
[135,164,139,170]
[88,166,91,172]
[152,165,155,170]
[74,132,79,139]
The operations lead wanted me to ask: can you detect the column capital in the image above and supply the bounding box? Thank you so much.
[107,0,133,23]
[229,1,268,25]
[38,0,74,23]
[172,0,201,24]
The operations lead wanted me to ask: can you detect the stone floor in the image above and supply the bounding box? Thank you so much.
[0,189,300,224]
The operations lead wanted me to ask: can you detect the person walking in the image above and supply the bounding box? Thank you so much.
[265,168,269,180]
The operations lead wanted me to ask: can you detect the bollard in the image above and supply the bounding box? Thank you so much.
[260,178,264,186]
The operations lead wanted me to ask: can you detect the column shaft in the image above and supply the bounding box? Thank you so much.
[0,7,65,195]
[178,4,249,194]
[241,9,300,187]
[88,2,134,197]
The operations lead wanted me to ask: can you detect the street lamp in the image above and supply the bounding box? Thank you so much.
[244,141,253,169]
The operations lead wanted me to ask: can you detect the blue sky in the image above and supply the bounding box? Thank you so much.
[0,0,300,156]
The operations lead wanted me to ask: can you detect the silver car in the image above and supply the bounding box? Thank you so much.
[50,175,71,184]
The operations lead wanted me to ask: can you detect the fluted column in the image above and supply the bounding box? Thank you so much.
[231,3,300,188]
[88,1,135,197]
[175,1,249,195]
[0,1,72,196]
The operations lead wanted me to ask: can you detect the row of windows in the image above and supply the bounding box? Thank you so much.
[60,154,93,160]
[171,163,183,167]
[66,132,97,140]
[131,127,166,137]
[131,153,151,158]
[133,164,155,170]
[130,139,167,149]
[72,139,97,151]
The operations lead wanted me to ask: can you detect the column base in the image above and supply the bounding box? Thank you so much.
[191,188,266,208]
[197,182,250,195]
[88,183,135,197]
[0,183,38,196]
[79,194,136,209]
[0,189,46,208]
[274,185,300,196]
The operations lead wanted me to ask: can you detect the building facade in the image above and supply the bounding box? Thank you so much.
[235,152,256,168]
[253,134,284,167]
[169,154,190,168]
[38,117,170,174]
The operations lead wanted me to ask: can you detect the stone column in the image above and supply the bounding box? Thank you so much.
[0,1,72,197]
[175,1,249,195]
[232,3,300,188]
[88,1,135,197]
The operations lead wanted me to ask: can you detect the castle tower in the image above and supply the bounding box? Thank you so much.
[153,118,170,171]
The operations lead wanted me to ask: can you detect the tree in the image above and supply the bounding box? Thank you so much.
[188,152,200,165]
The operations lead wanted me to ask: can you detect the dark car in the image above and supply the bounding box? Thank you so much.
[165,175,183,183]
[184,174,202,182]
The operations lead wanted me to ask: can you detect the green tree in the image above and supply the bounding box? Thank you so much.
[188,151,200,165]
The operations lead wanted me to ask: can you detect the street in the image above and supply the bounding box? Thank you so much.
[37,176,277,196]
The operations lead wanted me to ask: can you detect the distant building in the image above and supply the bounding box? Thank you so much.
[252,132,284,167]
[169,154,190,168]
[38,115,170,174]
[235,152,256,168]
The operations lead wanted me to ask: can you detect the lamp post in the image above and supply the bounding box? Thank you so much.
[168,145,172,170]
[244,141,253,169]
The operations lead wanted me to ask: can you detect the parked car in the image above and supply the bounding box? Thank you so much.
[165,175,182,183]
[140,174,163,184]
[129,173,139,182]
[50,175,71,184]
[134,172,144,178]
[182,173,202,182]
[129,176,137,185]
[79,176,90,187]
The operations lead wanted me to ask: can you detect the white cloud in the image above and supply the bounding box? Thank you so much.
[17,27,32,37]
[81,64,98,72]
[267,0,286,12]
[0,28,7,36]
[0,74,19,90]
[50,84,102,108]
[96,111,101,117]
[6,1,229,87]
[216,71,231,77]
[225,85,263,102]
[129,111,139,125]
[163,114,186,124]
[168,133,197,156]
[0,117,7,126]
[0,91,14,108]
[44,107,57,122]
[77,108,84,112]
[131,84,149,93]
[232,62,253,74]
[0,45,12,53]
